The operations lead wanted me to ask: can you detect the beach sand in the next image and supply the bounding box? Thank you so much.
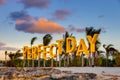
[55,67,120,80]
[0,67,120,80]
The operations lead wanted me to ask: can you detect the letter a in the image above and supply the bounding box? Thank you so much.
[76,39,89,56]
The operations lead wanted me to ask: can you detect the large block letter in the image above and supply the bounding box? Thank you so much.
[76,39,89,56]
[87,34,99,52]
[66,37,76,53]
[56,40,64,55]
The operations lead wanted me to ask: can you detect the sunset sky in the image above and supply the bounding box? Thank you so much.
[0,0,120,60]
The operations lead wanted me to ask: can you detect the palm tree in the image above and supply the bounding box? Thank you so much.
[38,44,43,67]
[5,51,7,66]
[85,27,101,67]
[95,40,102,56]
[8,50,22,60]
[103,44,118,67]
[43,34,52,67]
[31,37,37,67]
[8,50,22,67]
[94,50,105,66]
[62,32,73,67]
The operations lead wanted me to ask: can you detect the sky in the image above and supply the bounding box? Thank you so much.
[0,0,120,60]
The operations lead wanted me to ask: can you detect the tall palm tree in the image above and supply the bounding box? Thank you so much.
[85,27,101,67]
[31,37,37,67]
[5,51,7,66]
[103,44,118,67]
[62,32,73,67]
[38,44,43,67]
[43,34,52,67]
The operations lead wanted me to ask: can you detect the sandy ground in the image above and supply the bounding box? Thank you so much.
[55,67,120,80]
[55,67,120,75]
[0,67,120,80]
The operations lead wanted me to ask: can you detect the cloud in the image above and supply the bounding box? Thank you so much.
[9,10,33,21]
[9,11,65,33]
[16,18,65,33]
[67,25,106,33]
[0,42,18,51]
[0,0,5,5]
[20,0,50,9]
[0,47,18,51]
[98,15,104,18]
[52,9,72,20]
[67,25,85,32]
[0,42,6,47]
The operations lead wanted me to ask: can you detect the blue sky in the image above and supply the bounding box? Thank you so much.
[0,0,120,59]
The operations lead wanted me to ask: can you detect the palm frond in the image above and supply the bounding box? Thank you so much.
[103,44,106,48]
[15,50,21,54]
[109,47,118,52]
[31,37,37,46]
[106,44,113,49]
[43,34,52,46]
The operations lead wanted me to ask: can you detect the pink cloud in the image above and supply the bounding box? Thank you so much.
[0,0,5,5]
[52,9,72,20]
[16,18,65,33]
[9,11,65,33]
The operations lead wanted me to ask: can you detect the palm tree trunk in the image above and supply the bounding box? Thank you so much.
[69,55,72,66]
[92,52,95,67]
[38,58,40,67]
[27,60,29,67]
[56,47,58,67]
[59,55,61,67]
[31,45,34,67]
[56,57,57,67]
[64,56,66,67]
[106,53,108,67]
[76,57,79,66]
[5,51,7,66]
[32,59,34,67]
[23,59,26,67]
[81,53,84,67]
[43,60,46,67]
[51,59,53,67]
[5,54,7,66]
[88,53,91,67]
[67,55,69,67]
[75,55,77,66]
